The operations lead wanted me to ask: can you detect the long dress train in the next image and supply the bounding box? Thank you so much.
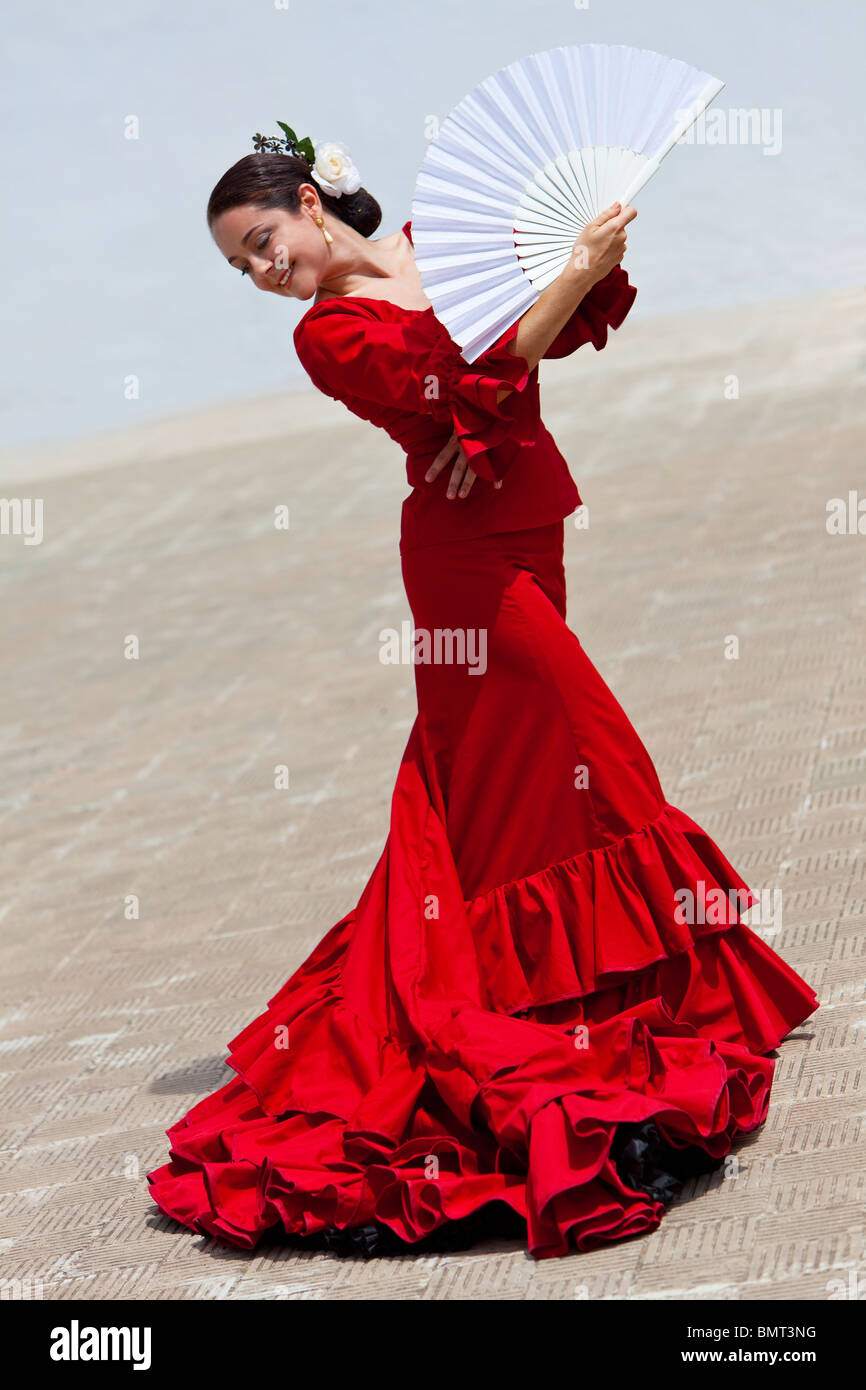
[146,518,819,1259]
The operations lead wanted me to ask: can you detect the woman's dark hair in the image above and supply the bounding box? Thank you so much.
[206,152,382,238]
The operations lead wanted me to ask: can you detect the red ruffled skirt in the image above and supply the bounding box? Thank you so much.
[147,520,819,1258]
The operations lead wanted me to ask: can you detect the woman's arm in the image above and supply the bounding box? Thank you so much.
[540,265,636,359]
[426,201,638,497]
[498,201,637,389]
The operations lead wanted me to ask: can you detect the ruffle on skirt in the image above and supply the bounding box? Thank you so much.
[147,755,819,1259]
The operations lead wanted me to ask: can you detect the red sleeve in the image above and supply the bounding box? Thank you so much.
[543,266,637,359]
[293,302,539,483]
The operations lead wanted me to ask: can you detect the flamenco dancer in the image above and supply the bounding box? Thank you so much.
[147,127,819,1260]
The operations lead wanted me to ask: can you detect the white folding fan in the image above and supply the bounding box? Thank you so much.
[410,43,724,361]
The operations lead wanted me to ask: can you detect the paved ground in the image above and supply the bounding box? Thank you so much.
[1,286,863,1301]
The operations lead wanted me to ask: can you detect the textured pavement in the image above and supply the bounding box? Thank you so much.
[0,286,863,1301]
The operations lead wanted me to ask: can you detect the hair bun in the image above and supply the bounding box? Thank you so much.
[318,185,381,238]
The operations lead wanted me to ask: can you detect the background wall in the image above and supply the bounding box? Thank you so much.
[2,0,862,447]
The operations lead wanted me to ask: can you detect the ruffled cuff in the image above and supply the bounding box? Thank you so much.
[408,317,540,483]
[543,265,637,359]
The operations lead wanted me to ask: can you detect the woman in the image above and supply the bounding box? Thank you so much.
[146,133,819,1260]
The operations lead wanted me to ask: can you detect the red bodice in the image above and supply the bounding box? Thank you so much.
[293,221,636,551]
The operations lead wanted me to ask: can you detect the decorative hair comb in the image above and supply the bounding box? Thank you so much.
[251,121,361,198]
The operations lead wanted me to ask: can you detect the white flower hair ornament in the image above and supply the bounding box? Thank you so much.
[251,122,361,198]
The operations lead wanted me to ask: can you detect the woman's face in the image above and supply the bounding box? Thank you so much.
[211,186,329,299]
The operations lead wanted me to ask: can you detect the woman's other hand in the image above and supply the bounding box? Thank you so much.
[571,202,637,283]
[424,430,503,498]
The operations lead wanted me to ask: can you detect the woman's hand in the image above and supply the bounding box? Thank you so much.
[424,430,503,498]
[571,202,637,283]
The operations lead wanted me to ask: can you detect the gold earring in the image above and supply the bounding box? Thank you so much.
[314,214,334,245]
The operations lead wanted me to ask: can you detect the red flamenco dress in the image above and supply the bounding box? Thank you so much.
[147,223,819,1259]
